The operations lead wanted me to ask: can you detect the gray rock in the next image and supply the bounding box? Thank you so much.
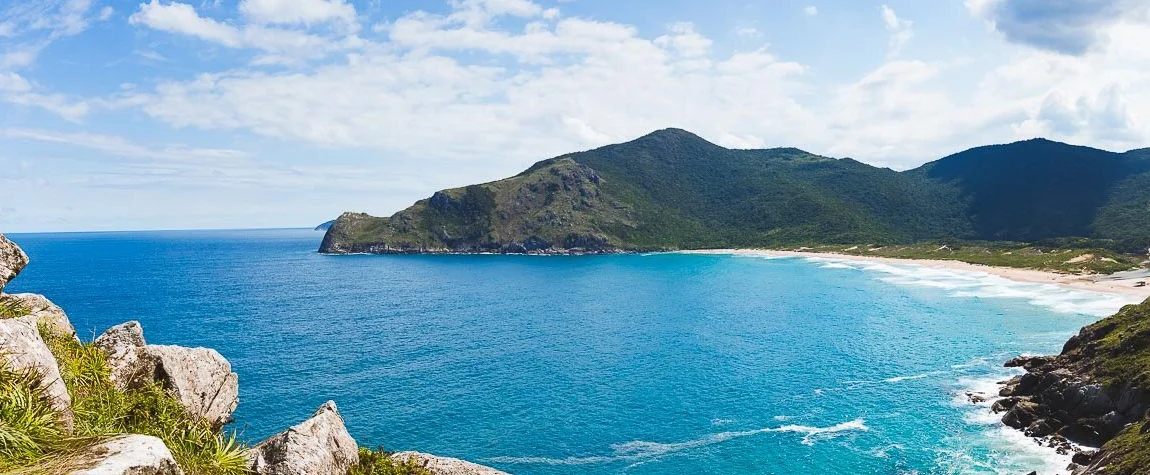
[4,292,77,338]
[94,321,150,389]
[0,233,28,290]
[146,345,239,428]
[0,315,75,431]
[249,401,359,475]
[390,452,511,475]
[66,434,183,475]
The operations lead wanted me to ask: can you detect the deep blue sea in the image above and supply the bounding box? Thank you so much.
[5,229,1144,475]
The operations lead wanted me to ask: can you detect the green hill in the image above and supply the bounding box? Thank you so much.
[320,129,1150,256]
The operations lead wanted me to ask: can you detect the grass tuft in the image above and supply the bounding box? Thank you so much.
[349,447,433,475]
[0,363,65,470]
[0,297,29,319]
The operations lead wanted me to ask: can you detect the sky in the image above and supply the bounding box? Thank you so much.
[2,0,1150,232]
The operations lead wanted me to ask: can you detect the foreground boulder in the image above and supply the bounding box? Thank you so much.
[147,345,240,428]
[4,292,76,337]
[391,452,510,475]
[92,322,240,427]
[65,434,183,475]
[249,401,359,475]
[94,321,149,389]
[0,233,28,290]
[0,315,74,431]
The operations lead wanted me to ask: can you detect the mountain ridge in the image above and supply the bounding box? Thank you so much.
[320,129,1150,256]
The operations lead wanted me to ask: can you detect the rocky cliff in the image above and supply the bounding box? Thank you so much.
[994,297,1150,474]
[0,233,508,475]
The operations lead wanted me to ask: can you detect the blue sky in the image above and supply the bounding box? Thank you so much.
[2,0,1149,232]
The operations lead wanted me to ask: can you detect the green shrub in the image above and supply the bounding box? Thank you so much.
[349,447,433,475]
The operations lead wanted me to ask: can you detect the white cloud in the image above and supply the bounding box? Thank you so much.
[734,26,759,38]
[130,0,242,46]
[0,128,248,161]
[881,4,913,58]
[238,0,357,27]
[128,0,361,63]
[804,6,818,16]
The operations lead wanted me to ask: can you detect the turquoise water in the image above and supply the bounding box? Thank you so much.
[5,229,1142,474]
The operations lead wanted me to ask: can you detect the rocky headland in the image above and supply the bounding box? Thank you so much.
[988,297,1150,474]
[0,233,508,475]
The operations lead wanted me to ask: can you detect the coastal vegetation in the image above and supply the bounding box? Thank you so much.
[320,129,1150,270]
[790,242,1144,275]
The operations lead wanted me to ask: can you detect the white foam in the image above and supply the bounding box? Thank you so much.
[946,371,1077,474]
[484,419,868,466]
[883,371,946,383]
[808,257,1141,317]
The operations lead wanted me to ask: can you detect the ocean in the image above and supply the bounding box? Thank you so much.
[5,228,1142,475]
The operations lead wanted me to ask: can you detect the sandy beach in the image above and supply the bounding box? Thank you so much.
[683,249,1150,299]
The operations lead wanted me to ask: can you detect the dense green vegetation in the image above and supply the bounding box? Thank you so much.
[322,129,1150,266]
[794,242,1144,274]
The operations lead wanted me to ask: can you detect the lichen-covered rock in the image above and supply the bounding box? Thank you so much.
[66,434,183,475]
[146,345,239,427]
[94,321,150,389]
[249,401,359,475]
[5,292,76,337]
[0,233,28,290]
[390,452,511,475]
[0,315,74,431]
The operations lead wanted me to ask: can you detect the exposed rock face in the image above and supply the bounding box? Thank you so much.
[5,292,76,337]
[94,321,150,389]
[0,233,28,290]
[66,434,183,475]
[0,315,75,431]
[147,345,239,428]
[319,158,636,255]
[249,401,359,475]
[997,299,1150,474]
[390,452,510,475]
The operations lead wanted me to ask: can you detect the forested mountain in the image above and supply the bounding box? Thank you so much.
[320,129,1150,254]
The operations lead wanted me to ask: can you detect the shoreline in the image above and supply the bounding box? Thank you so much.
[681,249,1150,299]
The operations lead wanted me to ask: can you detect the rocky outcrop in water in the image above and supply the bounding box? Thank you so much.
[248,401,359,475]
[65,434,184,475]
[997,297,1150,474]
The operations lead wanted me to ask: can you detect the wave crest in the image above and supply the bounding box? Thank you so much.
[485,418,868,466]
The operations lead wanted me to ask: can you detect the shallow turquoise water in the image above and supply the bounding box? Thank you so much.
[5,229,1141,474]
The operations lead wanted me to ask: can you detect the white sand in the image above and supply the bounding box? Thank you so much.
[683,249,1150,300]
